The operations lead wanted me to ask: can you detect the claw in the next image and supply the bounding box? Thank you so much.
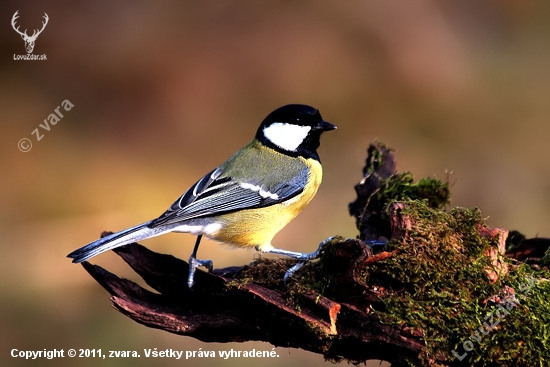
[276,237,388,284]
[283,261,306,284]
[186,234,214,288]
[365,240,387,247]
[267,236,340,284]
[187,256,213,288]
[364,239,387,254]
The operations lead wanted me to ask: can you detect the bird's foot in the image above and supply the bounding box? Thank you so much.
[364,239,387,248]
[187,256,213,289]
[261,236,388,284]
[281,236,339,284]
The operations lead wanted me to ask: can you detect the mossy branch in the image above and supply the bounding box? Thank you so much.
[79,142,550,367]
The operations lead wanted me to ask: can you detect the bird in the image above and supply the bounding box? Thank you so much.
[68,104,337,288]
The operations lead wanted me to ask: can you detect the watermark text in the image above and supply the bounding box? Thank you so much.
[18,99,74,152]
[451,277,536,361]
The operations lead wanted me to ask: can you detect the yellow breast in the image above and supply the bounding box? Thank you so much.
[207,157,322,250]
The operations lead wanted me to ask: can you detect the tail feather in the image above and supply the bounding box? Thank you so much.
[67,220,164,263]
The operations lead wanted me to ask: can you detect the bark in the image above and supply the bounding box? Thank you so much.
[78,142,547,366]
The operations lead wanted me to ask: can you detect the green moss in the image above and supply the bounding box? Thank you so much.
[287,236,347,294]
[229,161,549,366]
[354,170,451,241]
[229,257,292,291]
[361,199,550,366]
[378,173,451,210]
[541,248,550,266]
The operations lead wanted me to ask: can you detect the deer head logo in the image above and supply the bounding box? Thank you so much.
[12,11,49,54]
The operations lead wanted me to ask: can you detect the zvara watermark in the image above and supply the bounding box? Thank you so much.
[18,99,74,152]
[12,10,48,60]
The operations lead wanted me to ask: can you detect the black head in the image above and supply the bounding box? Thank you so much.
[256,104,337,160]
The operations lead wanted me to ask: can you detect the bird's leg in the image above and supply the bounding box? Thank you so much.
[262,236,336,284]
[187,235,213,288]
[263,237,387,284]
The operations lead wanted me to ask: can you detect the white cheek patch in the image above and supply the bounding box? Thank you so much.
[240,182,279,200]
[263,122,311,151]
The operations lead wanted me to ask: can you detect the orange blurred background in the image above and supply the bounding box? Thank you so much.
[1,1,550,366]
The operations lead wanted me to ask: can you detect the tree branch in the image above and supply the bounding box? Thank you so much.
[78,142,550,366]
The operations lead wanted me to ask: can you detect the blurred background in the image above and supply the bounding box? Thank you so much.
[1,1,549,366]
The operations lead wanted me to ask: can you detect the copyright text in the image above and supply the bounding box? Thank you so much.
[10,347,281,360]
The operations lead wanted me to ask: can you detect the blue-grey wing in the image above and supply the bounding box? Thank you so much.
[150,167,308,227]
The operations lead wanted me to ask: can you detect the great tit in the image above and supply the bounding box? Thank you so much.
[68,104,337,288]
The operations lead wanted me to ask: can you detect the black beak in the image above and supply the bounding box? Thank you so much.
[314,120,337,132]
